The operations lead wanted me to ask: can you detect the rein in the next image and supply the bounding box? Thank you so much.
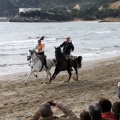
[31,58,39,68]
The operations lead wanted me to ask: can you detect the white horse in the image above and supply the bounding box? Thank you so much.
[25,49,55,84]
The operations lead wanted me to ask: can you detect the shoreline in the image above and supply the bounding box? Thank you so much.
[9,17,120,23]
[0,56,120,119]
[0,55,120,82]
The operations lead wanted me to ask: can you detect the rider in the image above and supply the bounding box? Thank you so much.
[35,36,48,69]
[59,37,74,71]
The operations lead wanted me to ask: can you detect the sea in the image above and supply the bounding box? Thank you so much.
[0,21,120,75]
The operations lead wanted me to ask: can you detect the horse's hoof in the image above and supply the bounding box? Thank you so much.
[46,82,51,84]
[24,82,27,86]
[64,81,69,83]
[35,75,38,78]
[74,79,79,81]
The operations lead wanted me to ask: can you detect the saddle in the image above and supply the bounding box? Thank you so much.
[66,55,77,60]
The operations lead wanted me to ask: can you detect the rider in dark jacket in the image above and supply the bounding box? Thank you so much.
[59,37,74,71]
[59,37,74,56]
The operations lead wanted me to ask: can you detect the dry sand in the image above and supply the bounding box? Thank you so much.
[0,57,120,120]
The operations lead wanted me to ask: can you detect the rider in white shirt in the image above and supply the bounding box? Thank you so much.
[35,36,48,69]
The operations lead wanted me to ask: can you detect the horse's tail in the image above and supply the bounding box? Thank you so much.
[76,56,82,68]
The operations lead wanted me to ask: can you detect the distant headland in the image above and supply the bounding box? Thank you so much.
[9,1,120,22]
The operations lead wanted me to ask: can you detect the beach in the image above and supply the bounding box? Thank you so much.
[0,56,120,120]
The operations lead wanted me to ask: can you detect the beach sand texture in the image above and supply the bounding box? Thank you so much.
[0,57,120,120]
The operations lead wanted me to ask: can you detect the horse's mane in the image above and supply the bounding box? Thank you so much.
[55,47,67,61]
[33,49,37,54]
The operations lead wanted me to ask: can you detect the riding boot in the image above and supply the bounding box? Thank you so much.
[44,56,48,69]
[68,58,73,71]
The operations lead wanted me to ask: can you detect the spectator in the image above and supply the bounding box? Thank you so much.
[80,110,91,120]
[88,103,107,120]
[112,101,120,120]
[98,98,117,120]
[118,82,120,99]
[30,101,79,120]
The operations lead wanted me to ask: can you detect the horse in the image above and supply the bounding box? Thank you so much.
[26,49,55,84]
[49,47,82,83]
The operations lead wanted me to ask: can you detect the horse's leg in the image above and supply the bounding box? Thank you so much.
[52,70,60,80]
[25,69,33,84]
[32,72,38,78]
[72,60,78,81]
[74,67,78,80]
[41,70,51,84]
[49,68,60,83]
[49,72,56,83]
[49,67,57,83]
[67,70,72,82]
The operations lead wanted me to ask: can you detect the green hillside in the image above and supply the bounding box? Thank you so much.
[0,0,116,17]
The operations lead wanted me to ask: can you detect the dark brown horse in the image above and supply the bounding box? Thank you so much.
[49,47,82,83]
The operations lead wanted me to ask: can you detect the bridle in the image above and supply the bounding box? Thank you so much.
[27,49,43,71]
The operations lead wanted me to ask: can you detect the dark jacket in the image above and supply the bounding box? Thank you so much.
[59,41,74,55]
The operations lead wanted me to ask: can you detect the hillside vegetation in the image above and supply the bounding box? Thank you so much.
[0,0,116,17]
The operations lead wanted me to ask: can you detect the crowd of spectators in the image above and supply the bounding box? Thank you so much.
[30,83,120,120]
[30,98,120,120]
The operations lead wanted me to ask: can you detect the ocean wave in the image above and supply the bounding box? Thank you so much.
[81,50,120,61]
[0,46,33,51]
[0,39,36,46]
[0,63,27,67]
[88,31,111,34]
[85,47,104,51]
[0,53,27,56]
[113,45,120,48]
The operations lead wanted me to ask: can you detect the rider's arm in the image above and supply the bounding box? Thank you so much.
[59,42,65,48]
[71,42,74,51]
[55,102,79,120]
[34,45,38,52]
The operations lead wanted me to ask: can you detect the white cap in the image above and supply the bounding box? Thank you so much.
[66,37,70,39]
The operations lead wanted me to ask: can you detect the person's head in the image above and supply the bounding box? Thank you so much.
[66,37,70,42]
[38,40,41,45]
[40,103,53,117]
[89,103,102,120]
[118,82,120,99]
[112,101,120,120]
[98,98,112,113]
[80,110,91,120]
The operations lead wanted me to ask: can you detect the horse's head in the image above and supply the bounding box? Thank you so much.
[54,47,62,60]
[27,49,37,61]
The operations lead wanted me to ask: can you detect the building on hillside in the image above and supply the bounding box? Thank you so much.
[19,8,41,13]
[73,4,80,10]
[66,7,71,12]
[0,17,8,22]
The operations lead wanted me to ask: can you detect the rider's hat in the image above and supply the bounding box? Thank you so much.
[66,37,70,39]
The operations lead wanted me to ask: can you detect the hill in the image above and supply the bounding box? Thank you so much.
[109,1,120,9]
[0,0,116,17]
